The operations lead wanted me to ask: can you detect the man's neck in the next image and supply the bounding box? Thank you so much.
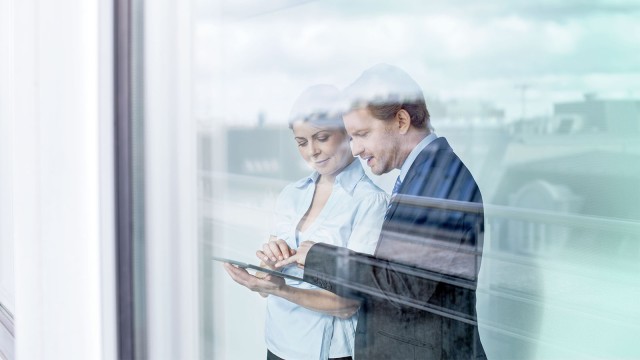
[396,129,430,169]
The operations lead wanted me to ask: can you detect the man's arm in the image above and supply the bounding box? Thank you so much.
[302,242,443,304]
[278,217,482,322]
[278,242,450,301]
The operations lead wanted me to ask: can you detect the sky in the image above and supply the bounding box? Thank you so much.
[193,0,640,125]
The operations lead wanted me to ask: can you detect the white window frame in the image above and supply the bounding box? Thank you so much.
[1,0,117,358]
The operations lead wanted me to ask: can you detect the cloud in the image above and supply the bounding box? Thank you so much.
[193,0,640,122]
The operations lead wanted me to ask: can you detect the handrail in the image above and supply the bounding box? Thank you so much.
[202,171,640,236]
[392,194,640,234]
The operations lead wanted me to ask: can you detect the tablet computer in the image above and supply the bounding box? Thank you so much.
[212,256,305,282]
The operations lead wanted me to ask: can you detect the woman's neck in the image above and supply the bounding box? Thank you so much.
[316,174,335,186]
[318,158,355,185]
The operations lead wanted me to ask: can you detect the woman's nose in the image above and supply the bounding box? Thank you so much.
[308,142,320,157]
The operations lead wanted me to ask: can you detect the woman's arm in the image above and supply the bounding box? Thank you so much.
[271,282,360,319]
[258,238,360,318]
[223,263,360,319]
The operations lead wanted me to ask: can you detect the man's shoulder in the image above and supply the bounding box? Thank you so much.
[405,137,482,203]
[420,136,455,157]
[409,137,464,177]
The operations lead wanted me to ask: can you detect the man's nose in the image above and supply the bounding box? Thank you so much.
[349,139,363,157]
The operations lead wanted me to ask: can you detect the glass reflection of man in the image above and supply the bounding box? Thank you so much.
[277,64,486,359]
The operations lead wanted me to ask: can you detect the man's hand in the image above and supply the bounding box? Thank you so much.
[275,240,315,268]
[256,237,296,266]
[223,263,285,298]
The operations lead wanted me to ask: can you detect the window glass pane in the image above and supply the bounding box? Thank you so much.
[190,1,640,359]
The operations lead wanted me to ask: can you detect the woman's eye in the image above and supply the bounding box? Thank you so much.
[317,136,329,142]
[297,142,307,147]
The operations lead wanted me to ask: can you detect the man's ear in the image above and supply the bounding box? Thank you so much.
[396,109,411,134]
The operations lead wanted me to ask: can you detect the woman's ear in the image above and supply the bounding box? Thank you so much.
[396,109,411,134]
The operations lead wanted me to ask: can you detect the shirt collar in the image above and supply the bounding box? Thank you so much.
[399,132,438,182]
[293,159,364,195]
[294,171,319,188]
[334,159,365,194]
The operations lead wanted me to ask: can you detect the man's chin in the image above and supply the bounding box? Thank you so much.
[370,166,385,176]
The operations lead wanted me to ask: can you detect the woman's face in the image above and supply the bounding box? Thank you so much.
[291,120,353,178]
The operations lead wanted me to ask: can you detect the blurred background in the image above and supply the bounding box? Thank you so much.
[1,0,639,359]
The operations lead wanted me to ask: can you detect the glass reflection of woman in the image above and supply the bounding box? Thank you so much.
[224,85,387,360]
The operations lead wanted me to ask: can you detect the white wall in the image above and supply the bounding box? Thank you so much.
[2,0,116,358]
[0,1,17,358]
[0,0,16,317]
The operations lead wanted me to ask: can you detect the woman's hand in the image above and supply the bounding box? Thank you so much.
[276,240,315,268]
[255,261,277,298]
[223,263,286,298]
[256,236,296,266]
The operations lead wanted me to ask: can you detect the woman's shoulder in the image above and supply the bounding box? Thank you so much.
[273,176,312,209]
[352,175,388,202]
[339,160,384,195]
[279,173,315,194]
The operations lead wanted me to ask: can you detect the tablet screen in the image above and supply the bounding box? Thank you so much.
[212,256,305,282]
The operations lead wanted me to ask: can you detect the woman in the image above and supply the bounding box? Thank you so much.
[224,84,387,360]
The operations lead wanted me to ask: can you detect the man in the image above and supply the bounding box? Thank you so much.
[274,64,486,359]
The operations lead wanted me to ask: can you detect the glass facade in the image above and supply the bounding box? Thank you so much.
[188,1,640,359]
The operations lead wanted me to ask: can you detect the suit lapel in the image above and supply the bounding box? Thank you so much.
[380,138,449,231]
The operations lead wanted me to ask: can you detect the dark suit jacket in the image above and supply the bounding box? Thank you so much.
[303,137,486,359]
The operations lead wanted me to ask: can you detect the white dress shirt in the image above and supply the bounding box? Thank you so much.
[266,159,388,360]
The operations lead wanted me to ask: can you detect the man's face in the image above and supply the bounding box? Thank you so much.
[344,108,401,175]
